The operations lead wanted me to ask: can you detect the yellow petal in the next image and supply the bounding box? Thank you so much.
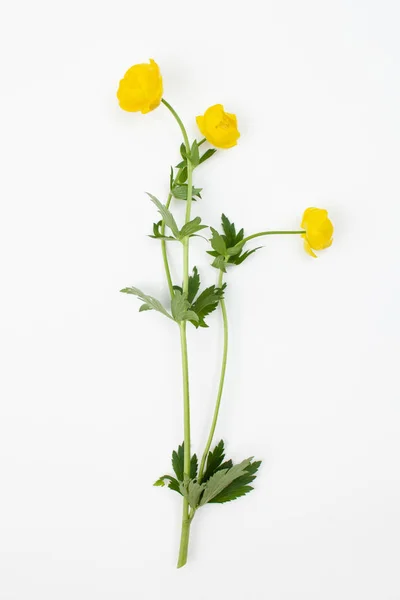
[303,237,318,258]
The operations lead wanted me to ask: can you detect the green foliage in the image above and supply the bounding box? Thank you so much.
[174,267,226,328]
[156,441,261,509]
[172,443,198,482]
[171,290,199,323]
[171,184,202,201]
[120,286,172,320]
[199,458,252,505]
[199,148,217,165]
[210,227,227,256]
[209,460,261,503]
[153,475,180,494]
[208,214,261,269]
[179,217,208,239]
[147,193,180,238]
[149,220,177,241]
[201,440,233,483]
[190,283,227,328]
[187,266,200,304]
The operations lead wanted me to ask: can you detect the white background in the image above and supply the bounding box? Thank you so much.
[0,0,399,598]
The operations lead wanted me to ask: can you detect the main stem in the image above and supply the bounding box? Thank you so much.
[161,98,194,568]
[198,269,228,482]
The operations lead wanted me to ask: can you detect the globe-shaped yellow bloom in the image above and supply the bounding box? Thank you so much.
[117,59,163,114]
[301,208,334,258]
[196,104,240,149]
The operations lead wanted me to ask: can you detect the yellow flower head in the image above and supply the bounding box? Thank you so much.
[301,207,334,258]
[196,104,240,149]
[117,59,163,114]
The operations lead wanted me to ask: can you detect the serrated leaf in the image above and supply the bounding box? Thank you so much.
[120,287,172,320]
[154,475,181,494]
[171,184,202,201]
[172,443,199,482]
[179,479,205,509]
[187,267,200,304]
[190,453,198,479]
[190,283,226,328]
[147,193,179,238]
[190,140,200,166]
[199,148,217,165]
[202,440,225,483]
[226,242,245,256]
[210,227,227,256]
[234,246,262,265]
[211,255,227,272]
[171,290,199,323]
[149,220,177,241]
[209,460,262,503]
[221,213,237,248]
[179,217,208,239]
[199,458,253,506]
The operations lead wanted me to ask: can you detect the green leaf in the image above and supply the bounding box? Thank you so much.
[171,184,202,201]
[226,242,245,256]
[147,193,180,238]
[176,160,186,169]
[221,213,237,248]
[139,303,152,312]
[178,166,188,183]
[199,148,217,165]
[171,290,199,323]
[120,287,172,320]
[190,140,200,166]
[172,444,199,482]
[234,246,262,265]
[209,460,262,503]
[172,444,184,481]
[191,454,198,479]
[199,458,253,506]
[153,475,181,494]
[210,227,227,256]
[202,440,225,483]
[180,143,187,161]
[179,217,208,239]
[211,255,227,272]
[187,267,200,304]
[190,283,226,328]
[149,220,177,241]
[180,479,205,509]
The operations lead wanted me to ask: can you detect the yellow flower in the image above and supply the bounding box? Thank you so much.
[117,59,163,114]
[196,104,240,149]
[301,208,334,258]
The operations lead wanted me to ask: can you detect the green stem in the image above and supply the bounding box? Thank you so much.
[241,230,305,244]
[162,97,193,568]
[162,98,190,150]
[198,137,207,146]
[160,168,183,299]
[198,269,227,483]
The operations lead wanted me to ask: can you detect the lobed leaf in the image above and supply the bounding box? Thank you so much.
[120,287,172,320]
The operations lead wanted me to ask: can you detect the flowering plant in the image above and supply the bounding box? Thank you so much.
[116,59,334,568]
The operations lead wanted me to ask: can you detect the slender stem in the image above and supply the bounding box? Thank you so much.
[160,167,183,299]
[198,137,207,146]
[161,98,190,151]
[241,230,305,244]
[198,269,228,483]
[162,97,194,568]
